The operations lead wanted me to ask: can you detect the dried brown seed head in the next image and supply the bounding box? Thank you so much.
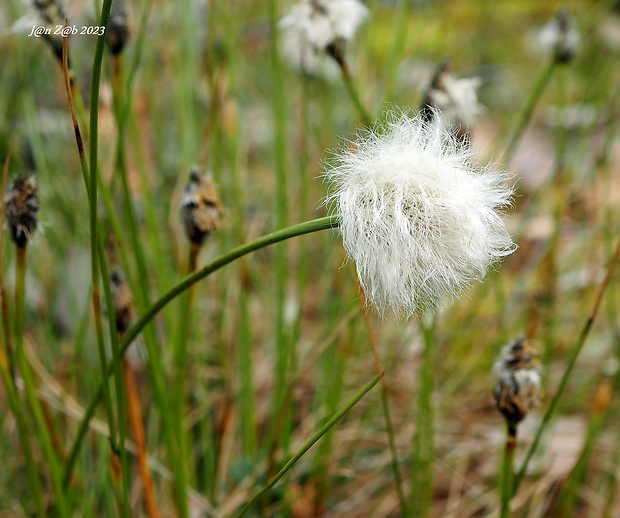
[110,268,135,334]
[33,0,65,24]
[180,166,223,246]
[493,335,542,435]
[33,0,67,65]
[5,172,39,248]
[107,0,132,56]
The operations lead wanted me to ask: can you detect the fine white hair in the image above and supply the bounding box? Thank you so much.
[323,108,516,318]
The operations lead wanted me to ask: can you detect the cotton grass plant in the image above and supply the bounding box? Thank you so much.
[280,0,373,124]
[323,106,515,514]
[3,171,71,516]
[2,0,620,517]
[493,336,541,518]
[279,0,369,74]
[420,59,484,143]
[324,108,515,318]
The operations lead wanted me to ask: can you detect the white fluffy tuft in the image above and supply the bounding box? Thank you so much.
[428,75,483,133]
[323,109,516,318]
[279,0,369,73]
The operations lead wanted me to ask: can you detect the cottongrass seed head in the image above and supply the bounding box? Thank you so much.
[279,0,369,72]
[323,108,516,318]
[538,8,580,64]
[421,59,483,143]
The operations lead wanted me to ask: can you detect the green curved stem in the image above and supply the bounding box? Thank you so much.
[62,215,340,485]
[234,373,381,518]
[121,216,338,356]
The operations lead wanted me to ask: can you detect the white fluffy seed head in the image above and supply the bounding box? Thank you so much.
[279,0,369,73]
[427,75,483,136]
[538,8,580,64]
[323,108,516,318]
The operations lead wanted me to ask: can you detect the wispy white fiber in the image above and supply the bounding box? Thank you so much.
[538,8,580,62]
[279,0,369,72]
[427,74,483,134]
[323,108,516,318]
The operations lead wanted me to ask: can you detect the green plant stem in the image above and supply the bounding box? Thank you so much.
[125,1,172,309]
[62,215,340,486]
[222,2,258,465]
[99,237,131,516]
[108,66,160,517]
[87,3,131,511]
[379,374,408,511]
[504,60,556,164]
[0,198,39,512]
[411,314,436,518]
[61,33,132,505]
[601,88,620,518]
[0,202,44,518]
[334,54,373,126]
[233,138,257,464]
[553,386,608,515]
[235,373,381,518]
[99,60,132,506]
[237,267,257,457]
[177,0,201,164]
[0,157,14,380]
[0,357,45,516]
[349,264,407,514]
[268,0,292,469]
[384,0,412,102]
[15,247,70,517]
[106,32,186,515]
[312,319,346,513]
[513,237,620,493]
[540,67,569,367]
[499,429,516,518]
[120,216,336,359]
[171,246,200,511]
[604,374,620,518]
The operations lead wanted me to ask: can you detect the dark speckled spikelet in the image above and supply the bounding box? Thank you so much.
[107,0,132,56]
[5,173,39,248]
[180,166,223,246]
